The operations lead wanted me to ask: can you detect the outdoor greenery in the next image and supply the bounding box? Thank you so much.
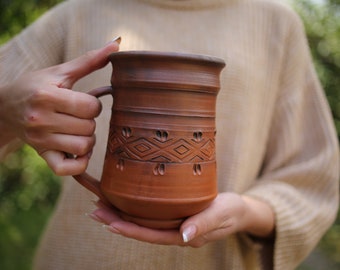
[0,146,60,270]
[0,2,64,269]
[0,0,339,269]
[293,0,340,141]
[292,1,340,268]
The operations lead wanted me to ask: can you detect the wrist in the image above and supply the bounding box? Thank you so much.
[241,195,275,239]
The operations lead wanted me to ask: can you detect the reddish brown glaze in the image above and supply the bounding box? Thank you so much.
[74,51,225,229]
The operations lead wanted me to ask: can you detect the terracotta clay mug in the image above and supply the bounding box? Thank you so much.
[73,51,226,229]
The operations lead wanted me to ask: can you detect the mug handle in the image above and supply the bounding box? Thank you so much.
[72,86,113,206]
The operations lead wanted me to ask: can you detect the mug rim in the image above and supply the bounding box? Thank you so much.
[109,50,226,67]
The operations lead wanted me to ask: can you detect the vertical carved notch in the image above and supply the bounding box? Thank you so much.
[193,131,203,142]
[153,163,165,176]
[122,127,132,138]
[193,164,202,176]
[116,159,125,171]
[156,130,169,142]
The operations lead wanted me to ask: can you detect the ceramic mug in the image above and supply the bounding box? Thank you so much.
[73,51,226,229]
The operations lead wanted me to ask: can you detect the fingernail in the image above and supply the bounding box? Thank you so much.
[182,225,196,243]
[91,199,110,209]
[103,224,121,234]
[87,150,93,159]
[111,36,121,44]
[64,152,75,159]
[85,212,104,223]
[91,199,100,207]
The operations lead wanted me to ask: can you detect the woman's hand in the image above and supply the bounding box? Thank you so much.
[0,38,121,175]
[89,192,275,247]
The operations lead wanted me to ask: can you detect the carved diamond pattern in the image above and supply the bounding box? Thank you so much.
[107,131,126,154]
[174,145,190,155]
[134,142,152,153]
[200,140,215,159]
[127,138,159,159]
[168,139,196,161]
[107,129,215,162]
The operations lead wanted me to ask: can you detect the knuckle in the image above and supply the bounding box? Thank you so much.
[42,149,89,176]
[87,97,102,117]
[24,112,42,129]
[23,90,50,128]
[78,160,89,173]
[24,129,42,145]
[86,120,96,135]
[51,163,66,176]
[70,159,89,176]
[74,137,94,155]
[52,160,88,176]
[44,156,66,176]
[30,87,50,104]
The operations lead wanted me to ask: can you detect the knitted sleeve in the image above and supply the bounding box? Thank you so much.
[244,10,340,270]
[0,2,68,160]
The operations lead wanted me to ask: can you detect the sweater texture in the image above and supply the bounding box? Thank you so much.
[0,0,339,269]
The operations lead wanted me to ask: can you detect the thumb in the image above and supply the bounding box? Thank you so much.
[57,36,121,88]
[180,210,213,243]
[180,198,224,243]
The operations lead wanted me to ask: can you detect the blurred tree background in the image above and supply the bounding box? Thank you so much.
[0,0,339,269]
[292,0,340,269]
[0,1,63,269]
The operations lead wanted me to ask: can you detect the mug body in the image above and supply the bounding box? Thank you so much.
[100,51,225,229]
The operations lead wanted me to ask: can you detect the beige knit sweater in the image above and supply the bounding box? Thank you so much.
[0,0,339,269]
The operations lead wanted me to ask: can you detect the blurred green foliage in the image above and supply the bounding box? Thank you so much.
[294,0,340,140]
[292,0,340,267]
[0,0,339,270]
[0,146,60,270]
[0,0,63,44]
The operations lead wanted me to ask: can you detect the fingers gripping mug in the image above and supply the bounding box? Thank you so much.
[73,51,226,229]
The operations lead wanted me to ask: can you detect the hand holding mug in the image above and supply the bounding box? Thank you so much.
[90,192,275,246]
[0,38,121,175]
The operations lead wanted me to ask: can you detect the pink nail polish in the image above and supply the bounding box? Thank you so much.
[103,225,121,234]
[182,225,197,243]
[87,150,93,159]
[85,212,104,223]
[111,36,121,44]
